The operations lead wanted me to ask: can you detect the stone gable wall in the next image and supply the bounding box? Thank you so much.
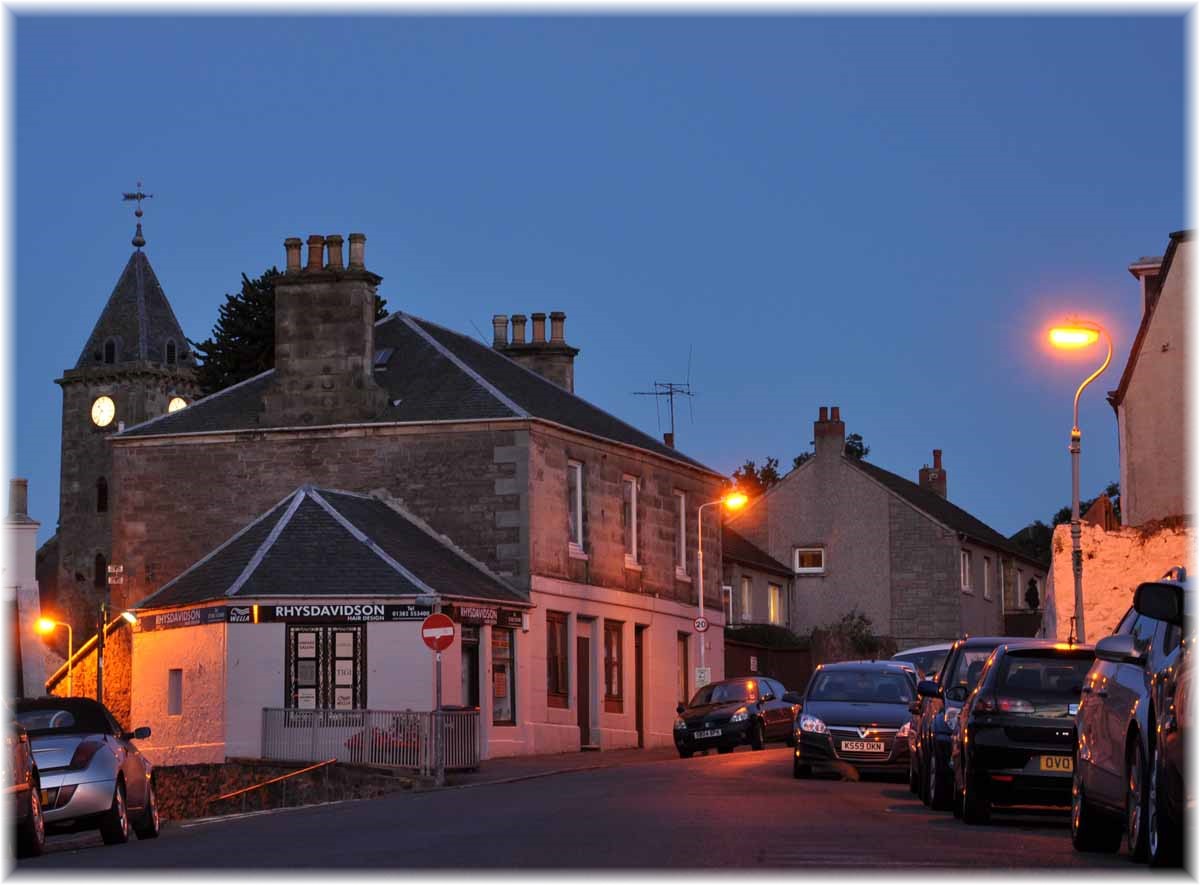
[887,499,963,647]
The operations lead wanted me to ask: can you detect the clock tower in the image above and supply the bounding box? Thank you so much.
[47,205,198,648]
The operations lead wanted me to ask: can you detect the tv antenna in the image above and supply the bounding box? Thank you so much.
[633,347,696,446]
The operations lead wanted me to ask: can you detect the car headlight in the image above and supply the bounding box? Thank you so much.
[730,708,749,723]
[799,714,827,734]
[944,707,961,731]
[674,718,687,730]
[896,721,911,739]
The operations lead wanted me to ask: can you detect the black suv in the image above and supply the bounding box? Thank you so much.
[1071,568,1189,866]
[913,635,1012,810]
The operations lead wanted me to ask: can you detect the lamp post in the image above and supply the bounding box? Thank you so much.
[35,618,73,697]
[696,491,748,680]
[1049,319,1113,644]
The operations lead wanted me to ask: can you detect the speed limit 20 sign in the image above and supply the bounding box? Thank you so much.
[694,616,710,633]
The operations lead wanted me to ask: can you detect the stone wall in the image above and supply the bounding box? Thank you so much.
[887,497,962,648]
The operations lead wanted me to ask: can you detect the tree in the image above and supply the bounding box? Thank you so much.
[731,457,781,499]
[1009,480,1121,566]
[190,267,389,397]
[793,452,813,469]
[844,433,870,460]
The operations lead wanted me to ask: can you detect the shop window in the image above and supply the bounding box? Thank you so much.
[96,477,108,513]
[622,476,639,567]
[567,461,584,552]
[285,625,366,709]
[493,627,516,725]
[768,583,782,626]
[547,611,568,708]
[167,669,183,716]
[604,620,623,713]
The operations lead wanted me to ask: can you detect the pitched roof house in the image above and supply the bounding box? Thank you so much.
[727,406,1048,649]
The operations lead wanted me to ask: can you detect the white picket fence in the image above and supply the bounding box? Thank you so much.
[260,708,480,773]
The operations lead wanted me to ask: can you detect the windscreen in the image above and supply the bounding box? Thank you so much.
[690,680,757,706]
[995,654,1094,699]
[807,670,914,704]
[896,650,948,679]
[16,703,109,736]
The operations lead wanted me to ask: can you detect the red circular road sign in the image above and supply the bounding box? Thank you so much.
[421,613,456,652]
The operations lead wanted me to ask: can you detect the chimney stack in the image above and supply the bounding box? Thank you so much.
[492,315,509,348]
[494,309,580,393]
[260,232,388,427]
[919,448,948,498]
[8,478,28,520]
[813,405,846,460]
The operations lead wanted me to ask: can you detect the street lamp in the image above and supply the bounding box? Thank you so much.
[697,491,749,680]
[1048,318,1113,644]
[35,617,73,697]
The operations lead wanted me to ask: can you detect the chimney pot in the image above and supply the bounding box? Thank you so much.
[306,235,325,271]
[8,478,28,519]
[663,432,675,449]
[819,406,829,421]
[491,314,509,348]
[325,234,344,271]
[549,311,566,344]
[511,314,527,345]
[933,449,942,470]
[284,237,303,273]
[531,312,547,344]
[831,406,841,421]
[348,233,366,269]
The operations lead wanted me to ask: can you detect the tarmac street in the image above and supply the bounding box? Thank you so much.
[16,746,1131,870]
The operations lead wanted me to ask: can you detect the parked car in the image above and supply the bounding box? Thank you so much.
[1071,569,1189,866]
[951,641,1095,823]
[792,661,916,779]
[892,643,952,681]
[6,718,44,857]
[912,636,1012,809]
[674,677,801,758]
[14,697,160,844]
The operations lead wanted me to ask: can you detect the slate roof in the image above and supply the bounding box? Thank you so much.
[118,311,716,475]
[136,486,529,611]
[75,250,193,368]
[722,525,792,577]
[847,458,1045,568]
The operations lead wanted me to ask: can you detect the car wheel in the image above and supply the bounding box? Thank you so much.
[750,720,765,751]
[928,748,951,811]
[99,780,131,845]
[1127,738,1150,862]
[908,753,919,794]
[793,756,811,779]
[17,782,45,858]
[961,770,990,825]
[1072,766,1121,853]
[678,749,693,759]
[1147,739,1181,867]
[133,778,161,840]
[918,747,932,806]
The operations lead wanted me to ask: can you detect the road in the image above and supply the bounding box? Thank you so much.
[16,746,1131,870]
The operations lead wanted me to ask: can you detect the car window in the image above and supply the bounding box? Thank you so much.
[689,680,757,706]
[1130,614,1158,652]
[1114,607,1137,635]
[1162,620,1182,655]
[945,647,997,693]
[995,654,1094,698]
[765,678,785,699]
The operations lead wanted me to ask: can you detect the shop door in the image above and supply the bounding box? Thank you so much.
[634,626,645,748]
[577,635,591,747]
[461,628,480,708]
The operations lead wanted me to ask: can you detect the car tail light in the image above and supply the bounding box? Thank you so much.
[975,696,997,713]
[68,737,106,770]
[996,698,1035,713]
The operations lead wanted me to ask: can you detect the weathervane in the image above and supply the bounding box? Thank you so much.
[122,181,153,249]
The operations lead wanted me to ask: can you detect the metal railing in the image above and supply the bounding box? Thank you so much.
[261,708,479,774]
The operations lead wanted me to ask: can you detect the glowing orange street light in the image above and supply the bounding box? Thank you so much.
[695,490,751,682]
[1048,317,1113,644]
[36,617,73,696]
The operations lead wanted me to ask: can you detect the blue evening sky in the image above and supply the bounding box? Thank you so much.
[13,14,1185,546]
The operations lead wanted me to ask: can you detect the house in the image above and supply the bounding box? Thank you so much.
[728,406,1048,649]
[721,525,792,628]
[1041,231,1192,641]
[56,231,729,760]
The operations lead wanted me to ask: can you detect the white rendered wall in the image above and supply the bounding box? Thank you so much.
[225,621,286,759]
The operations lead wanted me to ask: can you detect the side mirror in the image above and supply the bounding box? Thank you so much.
[945,685,968,703]
[1095,634,1146,666]
[1134,581,1184,626]
[916,679,941,699]
[123,726,151,741]
[676,704,686,716]
[760,692,775,703]
[782,691,803,704]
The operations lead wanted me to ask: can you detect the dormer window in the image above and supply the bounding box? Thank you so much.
[103,338,117,364]
[165,339,177,364]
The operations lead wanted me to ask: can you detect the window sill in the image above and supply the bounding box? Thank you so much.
[674,569,691,583]
[624,557,642,572]
[569,545,589,561]
[961,587,974,595]
[492,721,518,728]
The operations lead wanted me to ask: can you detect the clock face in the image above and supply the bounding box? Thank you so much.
[167,396,188,413]
[91,396,115,428]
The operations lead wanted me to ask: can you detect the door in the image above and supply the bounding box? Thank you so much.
[577,636,591,747]
[635,627,646,748]
[461,631,480,708]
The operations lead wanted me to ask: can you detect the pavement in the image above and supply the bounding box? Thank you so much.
[441,744,681,789]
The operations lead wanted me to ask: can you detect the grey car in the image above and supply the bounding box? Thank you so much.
[15,697,160,845]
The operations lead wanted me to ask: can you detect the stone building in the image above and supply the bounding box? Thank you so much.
[100,232,727,759]
[721,525,792,628]
[728,406,1048,649]
[35,220,198,657]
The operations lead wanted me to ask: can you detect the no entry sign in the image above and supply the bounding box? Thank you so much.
[421,613,456,652]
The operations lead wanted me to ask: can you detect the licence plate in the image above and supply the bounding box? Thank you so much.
[841,740,886,753]
[1039,755,1073,772]
[694,729,722,740]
